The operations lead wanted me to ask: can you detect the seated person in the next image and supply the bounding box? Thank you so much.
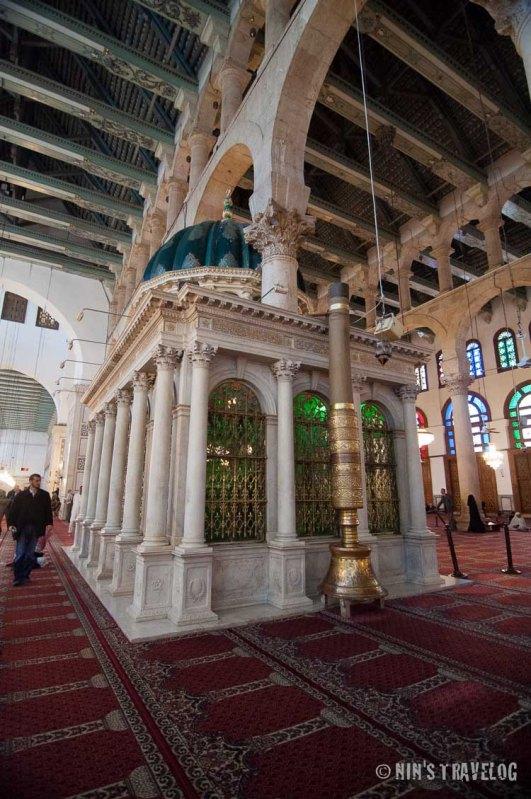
[509,512,528,530]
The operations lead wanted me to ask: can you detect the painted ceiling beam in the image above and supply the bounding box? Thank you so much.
[132,0,228,44]
[309,195,396,243]
[0,240,114,283]
[305,138,437,219]
[0,61,174,153]
[453,225,518,262]
[0,224,123,270]
[319,74,486,189]
[360,0,531,152]
[0,117,157,192]
[0,195,131,249]
[0,161,143,224]
[0,0,197,105]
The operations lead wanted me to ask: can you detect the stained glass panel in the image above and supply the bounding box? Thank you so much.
[444,393,490,455]
[294,392,337,537]
[466,340,484,378]
[508,383,531,449]
[361,402,400,535]
[206,381,266,543]
[496,329,517,370]
[415,364,428,392]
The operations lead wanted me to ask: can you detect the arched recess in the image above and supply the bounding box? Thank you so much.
[193,142,254,224]
[505,381,531,512]
[205,379,267,544]
[208,362,276,416]
[442,392,491,456]
[360,400,401,535]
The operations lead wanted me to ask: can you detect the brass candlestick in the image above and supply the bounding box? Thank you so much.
[320,282,387,616]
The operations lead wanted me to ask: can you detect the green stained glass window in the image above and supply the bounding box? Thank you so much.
[508,383,531,449]
[294,392,337,538]
[206,381,266,543]
[496,329,517,370]
[361,401,400,535]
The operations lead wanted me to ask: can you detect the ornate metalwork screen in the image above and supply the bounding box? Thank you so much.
[206,381,266,543]
[361,402,400,535]
[294,392,337,537]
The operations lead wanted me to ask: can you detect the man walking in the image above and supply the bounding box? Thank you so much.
[437,487,455,529]
[7,474,53,586]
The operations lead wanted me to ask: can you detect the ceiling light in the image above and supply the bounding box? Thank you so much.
[417,428,434,447]
[483,443,503,471]
[0,468,15,489]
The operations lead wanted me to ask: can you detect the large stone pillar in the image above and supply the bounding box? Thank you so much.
[132,242,149,285]
[72,419,95,553]
[188,131,215,193]
[111,372,151,596]
[218,61,249,134]
[446,374,482,527]
[88,402,116,567]
[170,343,218,627]
[129,346,179,621]
[265,0,292,55]
[431,244,454,293]
[398,268,412,312]
[268,359,312,610]
[396,385,442,585]
[244,199,313,313]
[96,389,132,580]
[166,178,188,232]
[478,214,504,270]
[474,0,531,98]
[80,412,105,559]
[148,210,166,259]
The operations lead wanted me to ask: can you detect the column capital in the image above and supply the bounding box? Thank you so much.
[188,342,218,364]
[87,419,96,433]
[244,199,314,260]
[189,129,216,150]
[154,345,181,370]
[217,58,249,88]
[116,388,133,405]
[132,370,154,391]
[272,358,301,380]
[445,373,472,395]
[351,370,367,392]
[477,213,503,233]
[95,411,106,425]
[396,384,418,403]
[165,176,188,193]
[103,401,117,417]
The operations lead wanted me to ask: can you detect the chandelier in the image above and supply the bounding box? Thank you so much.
[482,443,503,470]
[0,467,15,489]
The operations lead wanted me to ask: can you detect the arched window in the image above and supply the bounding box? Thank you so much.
[294,392,336,537]
[416,407,429,461]
[466,339,484,378]
[436,350,445,387]
[415,363,428,392]
[443,392,490,455]
[506,382,531,449]
[206,381,266,543]
[495,328,517,371]
[361,402,400,535]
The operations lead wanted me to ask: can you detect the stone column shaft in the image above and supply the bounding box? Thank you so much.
[103,391,131,532]
[431,245,453,293]
[478,216,504,270]
[140,346,179,551]
[397,385,428,534]
[80,413,105,558]
[149,211,166,259]
[447,374,481,523]
[181,344,217,548]
[188,132,215,193]
[219,63,249,134]
[120,373,151,538]
[72,419,95,552]
[399,269,412,312]
[88,403,116,566]
[272,359,300,540]
[166,178,188,232]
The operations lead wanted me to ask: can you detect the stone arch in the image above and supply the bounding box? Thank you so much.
[208,361,276,415]
[292,371,330,399]
[192,142,254,224]
[361,388,403,431]
[400,312,449,342]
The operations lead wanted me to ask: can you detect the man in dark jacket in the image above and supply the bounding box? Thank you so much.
[7,474,53,586]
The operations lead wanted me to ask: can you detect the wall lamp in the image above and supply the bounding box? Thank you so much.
[59,359,103,369]
[55,376,91,386]
[76,308,131,322]
[67,338,107,350]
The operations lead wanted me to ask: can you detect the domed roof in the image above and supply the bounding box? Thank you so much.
[143,199,305,290]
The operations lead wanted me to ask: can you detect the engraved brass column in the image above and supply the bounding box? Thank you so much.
[320,282,387,615]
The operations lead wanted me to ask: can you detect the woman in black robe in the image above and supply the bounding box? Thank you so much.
[467,494,486,533]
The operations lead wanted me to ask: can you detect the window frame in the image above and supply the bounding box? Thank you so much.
[415,363,428,393]
[466,339,485,379]
[436,350,445,388]
[494,327,518,372]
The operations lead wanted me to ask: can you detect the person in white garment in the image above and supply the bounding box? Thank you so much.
[509,512,528,530]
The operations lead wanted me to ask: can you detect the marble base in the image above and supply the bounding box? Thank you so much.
[95,529,119,581]
[168,547,218,627]
[110,536,141,596]
[403,530,445,586]
[86,523,103,567]
[268,540,313,611]
[128,547,173,622]
[71,518,84,554]
[79,520,93,559]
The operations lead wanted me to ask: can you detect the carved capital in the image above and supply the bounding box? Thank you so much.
[445,374,472,396]
[95,411,106,426]
[272,358,301,380]
[244,200,314,260]
[477,213,503,234]
[396,384,418,403]
[351,370,367,392]
[188,342,217,364]
[116,388,133,406]
[154,345,180,370]
[133,371,154,391]
[104,401,117,417]
[87,419,96,433]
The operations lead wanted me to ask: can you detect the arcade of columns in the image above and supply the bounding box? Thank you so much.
[67,0,531,627]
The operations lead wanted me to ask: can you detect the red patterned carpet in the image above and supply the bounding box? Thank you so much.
[1,521,529,798]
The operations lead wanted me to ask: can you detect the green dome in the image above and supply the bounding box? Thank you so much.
[143,217,261,281]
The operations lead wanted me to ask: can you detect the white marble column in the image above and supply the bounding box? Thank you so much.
[80,412,105,559]
[88,402,116,567]
[218,60,249,134]
[478,214,504,270]
[447,373,482,527]
[268,359,312,610]
[188,131,215,193]
[170,343,218,626]
[132,242,150,285]
[166,178,188,232]
[72,419,95,553]
[431,244,454,293]
[96,389,132,580]
[265,415,278,539]
[244,199,314,313]
[129,346,179,621]
[111,372,151,596]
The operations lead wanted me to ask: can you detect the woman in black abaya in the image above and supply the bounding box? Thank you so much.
[467,494,486,533]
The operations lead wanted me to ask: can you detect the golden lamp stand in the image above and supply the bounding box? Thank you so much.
[320,282,387,617]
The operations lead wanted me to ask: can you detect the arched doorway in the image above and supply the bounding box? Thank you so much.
[416,407,433,505]
[361,401,400,535]
[293,391,336,537]
[506,382,531,512]
[442,392,498,512]
[205,380,266,543]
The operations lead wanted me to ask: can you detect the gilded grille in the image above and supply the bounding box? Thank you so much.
[294,392,337,537]
[361,402,400,535]
[206,381,266,543]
